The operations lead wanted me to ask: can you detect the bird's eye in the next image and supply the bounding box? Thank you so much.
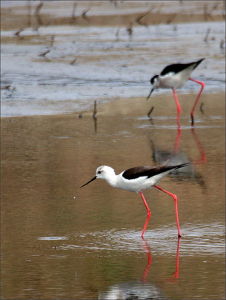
[97,170,102,174]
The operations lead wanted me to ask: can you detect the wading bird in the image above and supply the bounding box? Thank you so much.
[80,163,188,238]
[146,58,205,126]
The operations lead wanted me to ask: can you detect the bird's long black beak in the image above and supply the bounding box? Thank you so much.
[80,176,96,188]
[146,88,154,100]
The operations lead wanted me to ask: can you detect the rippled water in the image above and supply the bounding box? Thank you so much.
[53,222,224,255]
[2,99,225,299]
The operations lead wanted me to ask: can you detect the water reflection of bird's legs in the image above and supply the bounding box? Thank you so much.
[191,127,207,164]
[141,237,181,283]
[167,237,181,281]
[141,238,152,282]
[173,126,182,153]
[172,88,182,129]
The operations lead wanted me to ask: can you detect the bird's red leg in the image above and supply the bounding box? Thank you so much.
[139,192,151,238]
[154,185,182,238]
[167,237,181,282]
[189,78,205,126]
[172,88,181,128]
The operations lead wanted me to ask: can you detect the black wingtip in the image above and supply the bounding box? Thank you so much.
[195,58,205,67]
[162,162,190,173]
[174,162,190,170]
[199,58,205,63]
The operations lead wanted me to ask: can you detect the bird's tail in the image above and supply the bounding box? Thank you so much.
[152,162,190,178]
[159,162,190,174]
[170,162,190,171]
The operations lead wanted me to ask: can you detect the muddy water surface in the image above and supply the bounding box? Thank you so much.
[1,1,225,299]
[1,92,225,299]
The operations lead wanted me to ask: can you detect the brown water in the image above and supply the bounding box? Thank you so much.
[1,93,225,300]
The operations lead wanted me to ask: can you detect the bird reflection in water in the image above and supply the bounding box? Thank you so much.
[150,127,207,188]
[98,238,181,300]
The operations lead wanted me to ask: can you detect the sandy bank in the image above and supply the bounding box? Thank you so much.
[1,1,224,30]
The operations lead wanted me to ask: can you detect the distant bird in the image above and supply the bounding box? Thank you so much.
[147,58,205,126]
[80,164,189,238]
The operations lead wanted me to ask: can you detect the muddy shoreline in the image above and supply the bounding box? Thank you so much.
[1,91,225,120]
[1,1,224,118]
[2,9,224,31]
[2,0,225,31]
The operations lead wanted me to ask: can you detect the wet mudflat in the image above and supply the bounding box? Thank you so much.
[1,2,225,117]
[1,1,225,300]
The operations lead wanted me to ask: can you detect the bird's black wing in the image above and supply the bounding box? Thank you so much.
[122,164,189,180]
[160,58,205,76]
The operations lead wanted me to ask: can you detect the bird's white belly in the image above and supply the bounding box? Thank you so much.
[159,72,190,89]
[116,175,163,193]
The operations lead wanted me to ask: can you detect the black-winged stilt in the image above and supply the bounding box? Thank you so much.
[80,163,188,238]
[146,58,205,126]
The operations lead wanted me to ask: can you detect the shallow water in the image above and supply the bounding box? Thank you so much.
[1,101,225,299]
[1,20,225,116]
[1,2,225,299]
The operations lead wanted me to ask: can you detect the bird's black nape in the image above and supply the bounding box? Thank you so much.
[146,75,159,99]
[150,75,158,85]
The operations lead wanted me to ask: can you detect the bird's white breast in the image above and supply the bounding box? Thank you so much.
[159,67,194,89]
[115,173,165,193]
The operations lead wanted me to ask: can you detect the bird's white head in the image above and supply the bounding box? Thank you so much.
[80,165,116,188]
[96,165,115,180]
